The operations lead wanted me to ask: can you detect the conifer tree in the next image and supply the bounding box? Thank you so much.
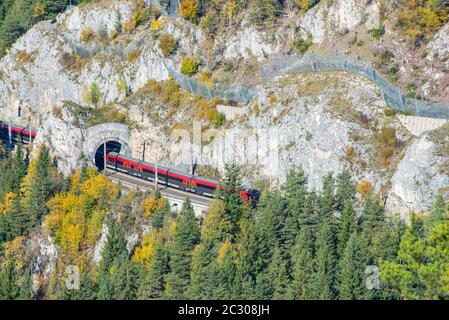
[0,259,19,300]
[253,191,287,271]
[337,200,357,258]
[360,196,385,232]
[23,145,53,229]
[221,163,244,233]
[282,169,307,253]
[338,232,369,300]
[233,219,258,299]
[79,160,89,184]
[188,242,216,299]
[317,173,336,222]
[18,266,33,300]
[254,246,289,299]
[76,271,97,300]
[165,198,200,299]
[213,243,237,299]
[138,241,169,299]
[112,258,140,300]
[97,216,129,300]
[270,247,290,300]
[289,226,314,299]
[311,218,337,299]
[335,170,356,212]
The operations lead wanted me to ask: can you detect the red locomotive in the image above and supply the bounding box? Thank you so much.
[106,152,260,203]
[0,121,36,144]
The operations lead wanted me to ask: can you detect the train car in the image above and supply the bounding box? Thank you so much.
[0,121,36,144]
[106,152,260,204]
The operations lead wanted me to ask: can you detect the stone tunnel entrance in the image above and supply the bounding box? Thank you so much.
[94,140,122,171]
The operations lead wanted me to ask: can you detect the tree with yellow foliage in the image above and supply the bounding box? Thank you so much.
[179,0,199,23]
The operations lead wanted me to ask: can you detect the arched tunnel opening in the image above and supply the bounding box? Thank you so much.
[94,140,122,171]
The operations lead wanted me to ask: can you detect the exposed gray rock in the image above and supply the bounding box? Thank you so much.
[386,136,449,220]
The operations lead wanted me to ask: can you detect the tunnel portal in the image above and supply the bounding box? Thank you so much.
[94,140,122,171]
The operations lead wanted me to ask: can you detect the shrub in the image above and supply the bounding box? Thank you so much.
[211,112,226,127]
[89,83,101,106]
[345,146,357,160]
[370,24,385,39]
[357,180,373,197]
[116,77,128,95]
[159,34,177,57]
[127,49,141,62]
[147,79,161,93]
[384,109,397,117]
[179,0,199,23]
[161,78,181,107]
[199,72,213,88]
[131,0,152,28]
[151,19,163,30]
[80,28,94,42]
[180,56,199,76]
[123,21,134,33]
[376,124,398,165]
[396,1,448,45]
[293,36,311,54]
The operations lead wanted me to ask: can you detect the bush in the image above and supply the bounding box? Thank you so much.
[384,109,397,117]
[80,28,94,42]
[127,49,141,62]
[159,34,177,57]
[116,77,128,95]
[377,124,398,165]
[161,78,181,108]
[180,56,199,76]
[151,19,163,30]
[212,112,226,127]
[293,36,311,54]
[370,24,385,39]
[357,180,373,197]
[179,0,199,23]
[89,83,101,106]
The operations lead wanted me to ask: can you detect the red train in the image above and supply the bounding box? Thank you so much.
[0,121,36,144]
[106,152,260,203]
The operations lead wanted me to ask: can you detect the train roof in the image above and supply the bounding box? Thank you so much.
[108,152,220,184]
[0,121,37,134]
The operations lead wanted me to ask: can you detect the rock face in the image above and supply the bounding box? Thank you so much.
[386,136,449,220]
[427,22,449,66]
[223,27,281,61]
[300,0,381,44]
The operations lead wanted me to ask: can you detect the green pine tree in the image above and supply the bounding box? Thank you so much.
[112,258,140,300]
[165,198,200,299]
[0,259,19,300]
[138,241,169,299]
[288,226,314,299]
[317,173,336,222]
[336,200,357,258]
[220,163,244,234]
[311,218,337,300]
[335,170,356,212]
[76,271,97,300]
[338,232,369,300]
[24,144,53,229]
[97,215,129,299]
